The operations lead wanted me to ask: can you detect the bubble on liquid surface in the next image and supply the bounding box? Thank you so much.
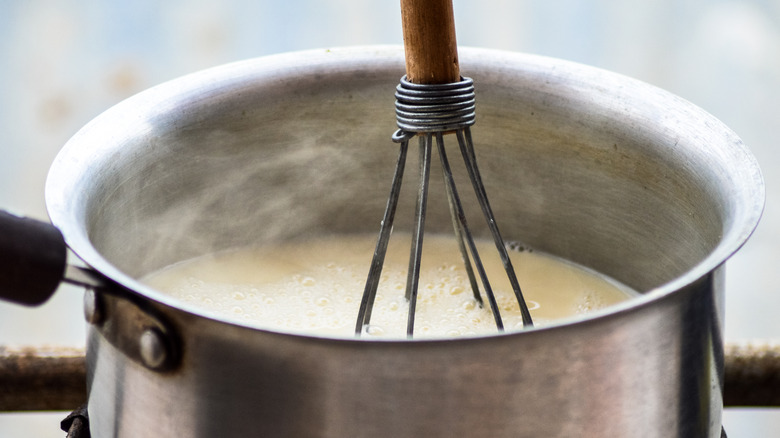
[364,325,385,337]
[140,233,636,339]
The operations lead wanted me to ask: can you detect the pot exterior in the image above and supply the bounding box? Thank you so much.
[86,269,725,437]
[47,47,762,438]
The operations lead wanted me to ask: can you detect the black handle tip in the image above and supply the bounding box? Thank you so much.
[0,211,67,306]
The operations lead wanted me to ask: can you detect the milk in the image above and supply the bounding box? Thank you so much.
[142,234,635,338]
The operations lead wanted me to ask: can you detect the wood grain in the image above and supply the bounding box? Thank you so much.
[400,0,460,84]
[724,340,780,407]
[0,345,86,411]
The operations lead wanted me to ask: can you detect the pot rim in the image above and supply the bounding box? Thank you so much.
[45,45,765,341]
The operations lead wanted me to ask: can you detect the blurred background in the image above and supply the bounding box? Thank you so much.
[0,0,778,436]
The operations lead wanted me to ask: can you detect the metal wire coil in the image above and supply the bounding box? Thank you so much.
[393,75,476,140]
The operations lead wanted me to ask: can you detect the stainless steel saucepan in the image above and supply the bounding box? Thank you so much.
[0,46,764,437]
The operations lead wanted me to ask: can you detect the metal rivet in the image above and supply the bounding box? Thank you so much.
[83,289,103,325]
[139,327,169,370]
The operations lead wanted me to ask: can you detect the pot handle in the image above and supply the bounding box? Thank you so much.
[0,210,67,306]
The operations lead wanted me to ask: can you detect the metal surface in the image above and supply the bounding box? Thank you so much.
[6,341,780,412]
[61,404,90,438]
[88,290,180,372]
[43,46,763,437]
[82,289,103,326]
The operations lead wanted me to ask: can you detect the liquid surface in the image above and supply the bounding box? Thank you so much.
[142,234,636,339]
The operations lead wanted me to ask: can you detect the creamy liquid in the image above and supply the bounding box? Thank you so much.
[142,234,636,339]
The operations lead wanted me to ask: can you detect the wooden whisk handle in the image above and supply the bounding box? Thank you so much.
[400,0,460,84]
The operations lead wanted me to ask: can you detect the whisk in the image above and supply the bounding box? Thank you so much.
[356,0,533,338]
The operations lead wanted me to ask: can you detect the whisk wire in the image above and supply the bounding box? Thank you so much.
[437,132,484,309]
[355,140,409,335]
[436,132,505,330]
[404,134,433,337]
[456,128,534,326]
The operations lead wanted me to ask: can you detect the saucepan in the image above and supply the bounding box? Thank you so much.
[0,46,764,437]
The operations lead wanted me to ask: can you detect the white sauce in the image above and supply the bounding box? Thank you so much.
[142,234,636,339]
